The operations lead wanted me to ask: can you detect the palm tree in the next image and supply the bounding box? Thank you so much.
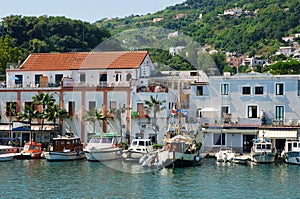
[32,92,55,141]
[110,104,126,142]
[144,95,166,132]
[45,101,69,136]
[17,102,37,141]
[7,102,17,138]
[83,108,105,138]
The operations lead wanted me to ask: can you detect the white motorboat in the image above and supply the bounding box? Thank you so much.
[251,137,276,163]
[122,138,155,161]
[0,145,19,154]
[84,133,122,161]
[45,134,84,161]
[215,147,235,162]
[0,153,16,161]
[281,139,300,165]
[231,155,250,164]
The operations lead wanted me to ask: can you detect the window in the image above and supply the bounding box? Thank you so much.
[242,86,251,95]
[196,108,202,118]
[221,83,229,95]
[248,105,258,118]
[68,101,75,116]
[213,133,226,146]
[89,101,96,111]
[275,83,284,95]
[115,73,121,82]
[35,74,42,85]
[196,86,203,96]
[275,106,284,120]
[99,73,107,82]
[80,74,86,83]
[6,102,17,116]
[255,86,264,95]
[15,75,23,85]
[126,74,132,81]
[55,74,63,85]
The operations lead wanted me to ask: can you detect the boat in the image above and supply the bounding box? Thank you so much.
[0,145,19,154]
[281,139,300,165]
[16,140,42,159]
[45,134,84,161]
[0,153,15,161]
[250,137,276,163]
[154,134,202,168]
[231,154,250,164]
[122,138,155,161]
[215,147,235,162]
[0,144,19,161]
[84,133,122,161]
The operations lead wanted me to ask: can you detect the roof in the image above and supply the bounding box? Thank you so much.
[17,51,148,71]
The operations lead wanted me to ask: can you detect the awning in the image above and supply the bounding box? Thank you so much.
[259,130,298,138]
[200,107,219,112]
[0,125,55,131]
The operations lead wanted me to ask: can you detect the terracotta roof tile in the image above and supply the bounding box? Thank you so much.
[18,51,148,71]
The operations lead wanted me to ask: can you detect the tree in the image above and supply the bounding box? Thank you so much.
[110,104,126,142]
[45,101,69,135]
[83,108,105,139]
[32,93,55,141]
[6,102,17,138]
[144,95,166,132]
[17,102,37,141]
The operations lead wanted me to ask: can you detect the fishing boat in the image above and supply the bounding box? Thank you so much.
[16,140,42,159]
[281,139,300,165]
[45,134,84,161]
[250,137,276,163]
[84,133,122,161]
[122,138,155,161]
[155,134,201,168]
[215,147,235,162]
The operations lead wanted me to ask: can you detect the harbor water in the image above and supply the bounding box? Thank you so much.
[1,158,300,198]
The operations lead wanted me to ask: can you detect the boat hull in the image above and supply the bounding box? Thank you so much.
[231,156,250,164]
[285,152,300,165]
[158,151,201,168]
[251,152,275,163]
[46,151,85,161]
[0,153,15,161]
[84,148,122,161]
[16,152,42,159]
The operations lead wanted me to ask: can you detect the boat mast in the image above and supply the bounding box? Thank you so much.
[178,78,182,135]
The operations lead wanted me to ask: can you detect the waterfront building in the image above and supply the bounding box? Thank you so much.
[191,72,300,154]
[1,51,173,144]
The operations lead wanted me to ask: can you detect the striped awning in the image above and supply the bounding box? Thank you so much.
[259,130,297,138]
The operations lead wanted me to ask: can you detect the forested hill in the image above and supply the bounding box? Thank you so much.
[96,0,300,56]
[0,15,110,79]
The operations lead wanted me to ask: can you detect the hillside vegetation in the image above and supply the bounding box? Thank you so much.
[96,0,299,56]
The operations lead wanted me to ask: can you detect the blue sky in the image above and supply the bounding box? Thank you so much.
[1,0,185,23]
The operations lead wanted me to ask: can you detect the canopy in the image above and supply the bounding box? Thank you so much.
[200,107,219,112]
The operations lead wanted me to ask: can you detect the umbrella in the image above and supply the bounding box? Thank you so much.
[9,76,19,80]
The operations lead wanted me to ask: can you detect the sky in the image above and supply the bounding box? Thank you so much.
[1,0,185,23]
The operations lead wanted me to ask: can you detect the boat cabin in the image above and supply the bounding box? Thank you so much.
[88,133,121,147]
[51,135,83,152]
[128,138,153,153]
[285,139,300,153]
